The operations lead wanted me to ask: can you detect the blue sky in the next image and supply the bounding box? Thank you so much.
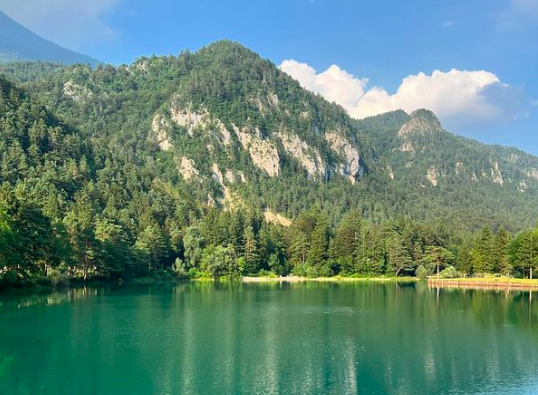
[1,0,537,154]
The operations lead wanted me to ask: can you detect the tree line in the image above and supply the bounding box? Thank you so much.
[2,190,538,286]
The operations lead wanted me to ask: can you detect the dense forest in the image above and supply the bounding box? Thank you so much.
[1,41,538,288]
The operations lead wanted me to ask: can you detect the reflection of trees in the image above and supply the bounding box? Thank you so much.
[432,287,538,329]
[0,286,101,309]
[0,282,537,394]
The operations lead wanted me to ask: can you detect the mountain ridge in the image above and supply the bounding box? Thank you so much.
[3,40,538,230]
[1,40,538,283]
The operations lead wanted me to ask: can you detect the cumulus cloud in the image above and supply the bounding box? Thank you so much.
[280,60,524,131]
[280,60,369,110]
[0,0,121,49]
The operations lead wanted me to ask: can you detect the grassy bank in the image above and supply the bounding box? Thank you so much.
[242,276,418,283]
[428,277,538,290]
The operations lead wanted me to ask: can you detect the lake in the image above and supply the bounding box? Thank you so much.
[0,282,537,395]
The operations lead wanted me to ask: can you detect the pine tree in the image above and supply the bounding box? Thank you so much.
[509,229,538,279]
[492,228,512,276]
[243,225,260,275]
[331,210,362,273]
[307,214,330,270]
[471,226,494,274]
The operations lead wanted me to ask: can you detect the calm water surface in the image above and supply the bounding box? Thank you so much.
[1,282,537,395]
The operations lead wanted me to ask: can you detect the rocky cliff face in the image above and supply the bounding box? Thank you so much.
[325,131,363,183]
[277,132,324,178]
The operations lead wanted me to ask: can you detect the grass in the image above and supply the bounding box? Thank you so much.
[428,277,538,288]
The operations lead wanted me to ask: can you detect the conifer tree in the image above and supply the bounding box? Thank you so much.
[471,226,494,274]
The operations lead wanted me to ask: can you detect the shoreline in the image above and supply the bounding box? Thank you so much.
[428,277,538,291]
[241,276,418,283]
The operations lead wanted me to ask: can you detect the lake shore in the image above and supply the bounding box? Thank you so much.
[242,276,418,283]
[428,277,538,290]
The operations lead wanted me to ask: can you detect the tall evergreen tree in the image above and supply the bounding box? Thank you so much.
[471,226,494,274]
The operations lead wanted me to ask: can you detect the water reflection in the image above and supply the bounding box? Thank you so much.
[0,282,537,395]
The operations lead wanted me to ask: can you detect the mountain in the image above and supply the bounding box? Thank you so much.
[21,41,538,228]
[0,10,99,66]
[1,40,538,284]
[356,109,538,229]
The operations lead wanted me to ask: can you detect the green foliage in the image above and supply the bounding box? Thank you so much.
[509,228,538,279]
[415,265,430,280]
[0,43,537,287]
[471,226,494,274]
[421,246,455,277]
[439,266,459,279]
[201,245,238,279]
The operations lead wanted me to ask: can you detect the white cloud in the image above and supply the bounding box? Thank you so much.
[0,0,121,49]
[280,60,369,110]
[442,20,454,27]
[280,60,524,131]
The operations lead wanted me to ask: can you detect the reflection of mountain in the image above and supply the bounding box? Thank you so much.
[0,10,99,66]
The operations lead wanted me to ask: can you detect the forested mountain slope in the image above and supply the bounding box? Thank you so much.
[19,40,538,229]
[0,10,99,66]
[1,40,538,284]
[357,109,538,229]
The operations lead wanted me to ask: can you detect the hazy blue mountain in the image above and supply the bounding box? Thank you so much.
[0,10,99,66]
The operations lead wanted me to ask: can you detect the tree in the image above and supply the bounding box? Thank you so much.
[492,228,512,276]
[135,223,169,272]
[307,213,331,272]
[454,239,472,276]
[509,229,538,279]
[183,226,205,269]
[94,218,132,278]
[0,208,18,270]
[201,245,237,279]
[421,246,455,278]
[331,210,362,274]
[289,231,309,268]
[471,226,494,274]
[385,233,414,276]
[242,225,260,275]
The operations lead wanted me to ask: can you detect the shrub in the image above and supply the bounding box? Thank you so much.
[48,269,69,287]
[257,270,278,278]
[439,266,459,279]
[415,265,430,280]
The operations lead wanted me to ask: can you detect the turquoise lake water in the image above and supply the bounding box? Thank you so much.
[0,282,537,394]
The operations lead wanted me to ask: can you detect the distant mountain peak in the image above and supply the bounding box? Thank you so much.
[0,10,99,66]
[399,109,443,138]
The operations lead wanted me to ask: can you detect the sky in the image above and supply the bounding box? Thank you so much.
[1,0,537,154]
